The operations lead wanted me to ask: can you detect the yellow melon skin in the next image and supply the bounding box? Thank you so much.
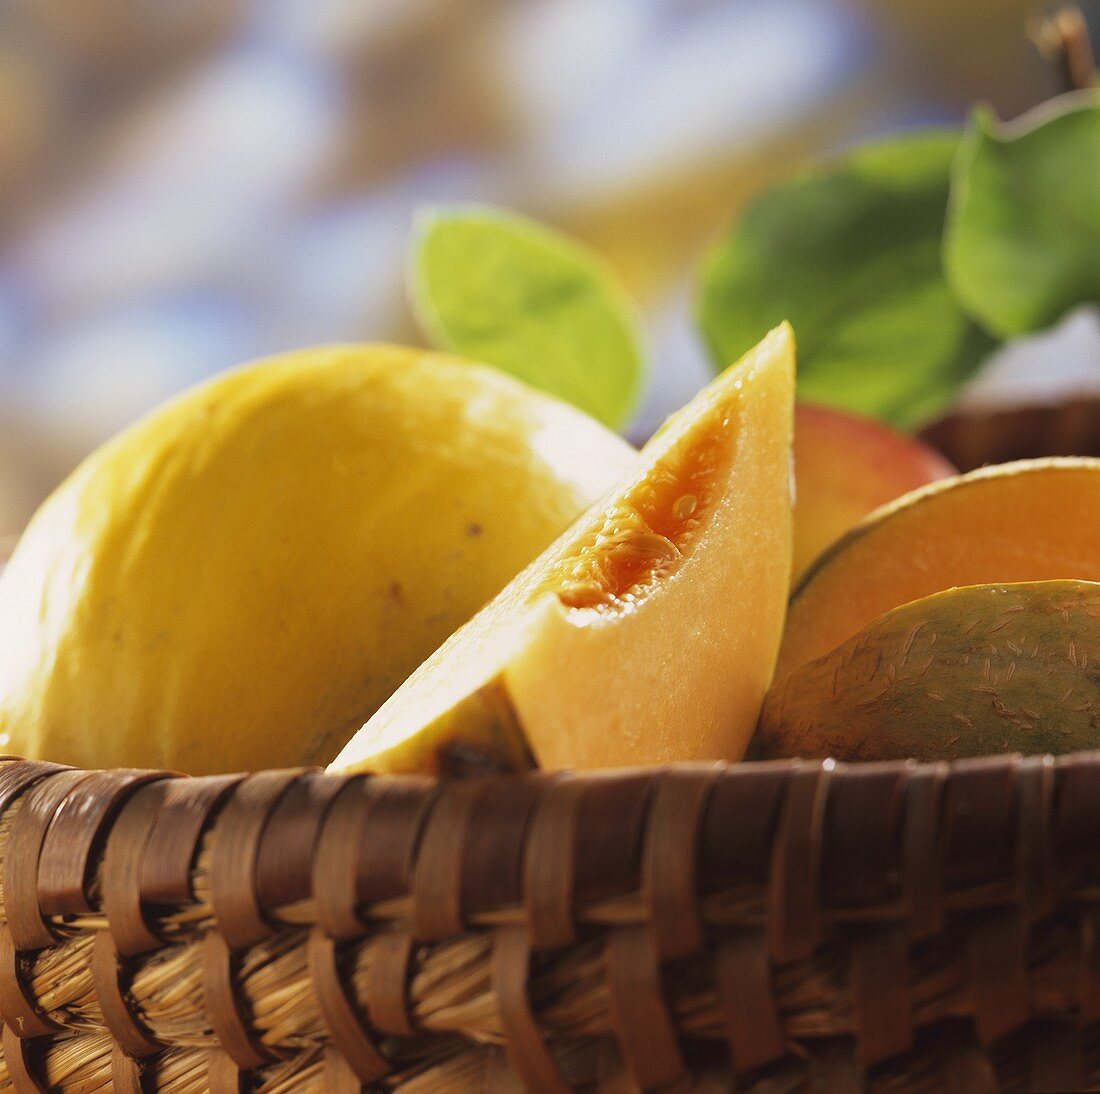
[0,345,634,774]
[777,458,1100,682]
[755,581,1100,762]
[331,324,795,775]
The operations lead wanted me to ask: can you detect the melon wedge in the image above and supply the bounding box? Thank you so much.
[777,457,1100,681]
[330,324,795,774]
[758,581,1100,762]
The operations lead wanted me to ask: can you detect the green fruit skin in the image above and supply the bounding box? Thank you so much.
[753,580,1100,762]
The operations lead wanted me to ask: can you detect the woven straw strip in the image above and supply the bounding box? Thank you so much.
[715,928,783,1073]
[850,925,912,1066]
[523,775,585,950]
[38,769,171,917]
[643,765,719,961]
[255,773,349,910]
[822,763,910,908]
[356,775,438,909]
[768,761,831,962]
[462,774,555,916]
[5,769,96,949]
[18,1016,1100,1091]
[140,775,244,905]
[3,856,1091,1049]
[322,1043,364,1092]
[1016,756,1056,923]
[900,763,949,941]
[89,932,162,1058]
[2,1022,44,1092]
[491,925,570,1093]
[1083,908,1100,1023]
[365,929,416,1037]
[0,924,60,1037]
[1029,1019,1084,1092]
[203,928,288,1070]
[411,777,484,941]
[306,927,389,1082]
[594,1039,634,1092]
[968,908,1030,1046]
[699,762,789,894]
[109,1045,144,1092]
[484,1044,526,1092]
[102,780,177,956]
[0,761,69,818]
[310,777,374,940]
[206,1049,246,1093]
[211,769,309,950]
[574,772,658,910]
[605,924,685,1088]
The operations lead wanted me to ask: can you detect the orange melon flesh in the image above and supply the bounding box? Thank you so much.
[777,457,1100,682]
[330,324,795,774]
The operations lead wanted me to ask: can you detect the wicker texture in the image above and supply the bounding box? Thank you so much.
[0,754,1098,1091]
[921,396,1100,472]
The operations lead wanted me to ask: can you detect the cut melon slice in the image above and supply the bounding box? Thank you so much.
[777,457,1100,681]
[330,324,795,774]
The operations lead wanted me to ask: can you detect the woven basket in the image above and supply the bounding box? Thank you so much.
[921,396,1100,472]
[0,752,1098,1092]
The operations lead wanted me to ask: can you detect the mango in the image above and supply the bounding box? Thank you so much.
[0,345,634,773]
[792,403,954,583]
[778,457,1100,681]
[755,581,1100,762]
[331,324,795,774]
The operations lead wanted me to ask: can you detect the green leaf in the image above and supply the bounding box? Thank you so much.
[945,92,1100,339]
[408,205,645,429]
[697,130,995,430]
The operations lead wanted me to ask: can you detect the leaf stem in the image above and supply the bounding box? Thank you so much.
[1029,6,1097,93]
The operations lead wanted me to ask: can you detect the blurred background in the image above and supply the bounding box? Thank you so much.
[0,0,1089,540]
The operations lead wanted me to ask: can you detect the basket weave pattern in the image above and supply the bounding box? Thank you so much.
[0,753,1097,1091]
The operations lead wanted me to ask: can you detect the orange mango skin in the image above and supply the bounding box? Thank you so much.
[792,403,954,583]
[777,458,1100,682]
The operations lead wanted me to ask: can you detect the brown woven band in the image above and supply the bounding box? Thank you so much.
[0,924,60,1037]
[2,1021,44,1092]
[38,769,171,917]
[102,779,178,956]
[90,932,163,1058]
[605,924,685,1089]
[411,776,485,940]
[202,931,274,1069]
[523,774,586,949]
[255,772,348,909]
[210,769,309,949]
[491,925,570,1092]
[644,765,720,960]
[109,1046,146,1093]
[4,769,97,949]
[3,754,1100,1091]
[307,928,389,1082]
[139,773,245,905]
[363,929,416,1037]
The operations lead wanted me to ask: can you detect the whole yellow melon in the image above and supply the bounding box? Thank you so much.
[0,345,634,773]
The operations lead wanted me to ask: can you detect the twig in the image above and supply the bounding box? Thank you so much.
[1029,6,1098,93]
